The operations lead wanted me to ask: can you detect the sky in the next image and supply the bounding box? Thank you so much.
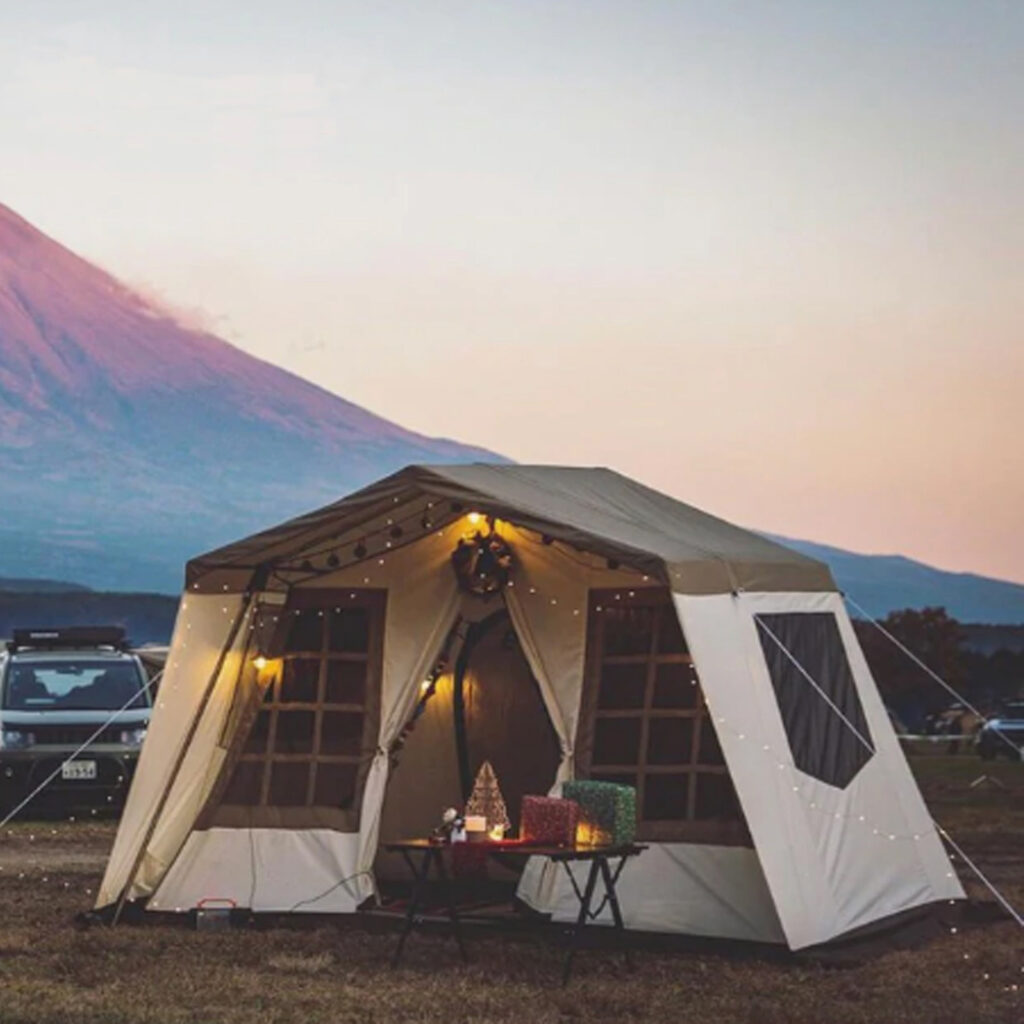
[1,1,1022,581]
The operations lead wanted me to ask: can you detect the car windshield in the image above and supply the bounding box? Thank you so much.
[4,660,148,711]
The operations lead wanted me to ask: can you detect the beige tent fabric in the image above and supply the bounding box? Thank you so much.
[151,828,364,913]
[496,521,652,786]
[186,464,835,597]
[98,593,253,907]
[100,526,462,912]
[672,590,964,949]
[290,523,464,892]
[519,842,786,941]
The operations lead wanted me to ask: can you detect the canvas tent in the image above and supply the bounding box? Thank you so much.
[97,464,963,949]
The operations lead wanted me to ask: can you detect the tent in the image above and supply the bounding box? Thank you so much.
[97,464,963,949]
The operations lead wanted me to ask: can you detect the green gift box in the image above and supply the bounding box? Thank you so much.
[562,780,636,846]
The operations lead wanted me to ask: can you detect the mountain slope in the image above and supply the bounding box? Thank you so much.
[0,203,501,591]
[767,535,1024,624]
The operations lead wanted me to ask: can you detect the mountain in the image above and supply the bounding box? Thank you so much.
[767,535,1024,625]
[0,203,500,592]
[1,202,1021,623]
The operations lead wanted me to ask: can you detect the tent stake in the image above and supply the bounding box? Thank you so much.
[111,585,259,925]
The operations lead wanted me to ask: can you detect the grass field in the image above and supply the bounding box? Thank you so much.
[0,756,1020,1024]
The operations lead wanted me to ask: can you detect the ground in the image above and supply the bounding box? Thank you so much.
[0,756,1020,1024]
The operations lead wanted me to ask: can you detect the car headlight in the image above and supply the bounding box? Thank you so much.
[1,729,35,750]
[119,727,147,748]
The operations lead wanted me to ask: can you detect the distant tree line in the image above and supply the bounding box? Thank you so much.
[854,607,1024,731]
[0,591,178,646]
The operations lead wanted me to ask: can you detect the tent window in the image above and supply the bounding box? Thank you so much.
[213,590,384,829]
[756,612,874,789]
[577,588,749,845]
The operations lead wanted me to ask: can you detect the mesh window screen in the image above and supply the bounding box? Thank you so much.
[214,590,383,826]
[756,612,874,789]
[577,588,749,844]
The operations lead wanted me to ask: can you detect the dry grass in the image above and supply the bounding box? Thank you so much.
[0,758,1020,1024]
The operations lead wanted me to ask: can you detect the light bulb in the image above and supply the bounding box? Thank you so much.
[253,655,268,670]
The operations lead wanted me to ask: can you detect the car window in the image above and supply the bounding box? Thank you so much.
[4,660,148,711]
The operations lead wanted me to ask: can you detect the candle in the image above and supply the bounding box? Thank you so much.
[464,815,487,844]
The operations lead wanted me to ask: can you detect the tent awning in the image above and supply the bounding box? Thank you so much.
[185,463,836,596]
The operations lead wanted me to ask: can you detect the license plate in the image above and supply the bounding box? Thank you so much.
[61,760,97,781]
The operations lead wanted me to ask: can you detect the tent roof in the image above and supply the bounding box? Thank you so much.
[187,463,836,596]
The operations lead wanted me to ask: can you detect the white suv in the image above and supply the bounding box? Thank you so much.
[0,627,151,815]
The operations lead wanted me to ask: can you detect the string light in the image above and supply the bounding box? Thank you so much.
[92,515,1022,993]
[501,567,1022,989]
[497,564,955,847]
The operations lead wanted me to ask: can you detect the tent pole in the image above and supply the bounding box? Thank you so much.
[110,579,262,925]
[452,623,474,801]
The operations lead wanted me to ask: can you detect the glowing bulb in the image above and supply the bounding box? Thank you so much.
[253,655,268,670]
[468,511,482,525]
[420,679,432,694]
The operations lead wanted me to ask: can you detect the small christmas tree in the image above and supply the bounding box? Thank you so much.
[464,760,511,835]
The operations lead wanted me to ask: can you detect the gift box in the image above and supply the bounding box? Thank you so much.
[562,780,636,846]
[519,795,579,846]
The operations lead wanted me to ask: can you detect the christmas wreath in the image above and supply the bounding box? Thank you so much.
[451,531,513,596]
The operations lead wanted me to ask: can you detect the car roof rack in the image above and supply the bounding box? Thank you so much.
[6,626,128,653]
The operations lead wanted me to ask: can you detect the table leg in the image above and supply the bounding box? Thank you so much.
[434,846,470,964]
[599,856,632,970]
[562,859,601,986]
[391,849,433,968]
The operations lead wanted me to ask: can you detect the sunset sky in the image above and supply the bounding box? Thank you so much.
[1,2,1021,581]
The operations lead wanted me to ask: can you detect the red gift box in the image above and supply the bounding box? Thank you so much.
[520,795,580,846]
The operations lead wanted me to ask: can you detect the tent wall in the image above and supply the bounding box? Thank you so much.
[502,534,791,942]
[127,520,648,913]
[150,828,362,913]
[98,593,253,907]
[107,525,463,913]
[674,591,964,949]
[517,843,785,942]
